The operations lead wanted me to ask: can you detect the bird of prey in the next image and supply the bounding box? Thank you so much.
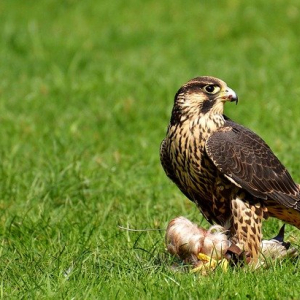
[160,76,300,263]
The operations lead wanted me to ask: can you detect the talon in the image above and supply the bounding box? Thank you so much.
[165,217,298,273]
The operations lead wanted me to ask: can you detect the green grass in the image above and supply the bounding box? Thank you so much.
[1,0,300,298]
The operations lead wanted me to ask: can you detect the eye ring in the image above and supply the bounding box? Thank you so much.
[203,85,220,94]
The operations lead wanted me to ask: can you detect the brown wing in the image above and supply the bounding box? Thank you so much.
[206,119,300,211]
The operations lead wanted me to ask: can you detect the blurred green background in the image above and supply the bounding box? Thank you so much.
[1,0,300,298]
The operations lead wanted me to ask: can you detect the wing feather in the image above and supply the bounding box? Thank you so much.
[206,119,300,210]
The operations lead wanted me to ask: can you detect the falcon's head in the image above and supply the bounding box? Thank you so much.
[171,76,238,123]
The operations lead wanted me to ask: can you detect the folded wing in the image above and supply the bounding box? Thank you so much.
[206,119,300,210]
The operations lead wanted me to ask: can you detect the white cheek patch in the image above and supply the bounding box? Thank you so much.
[182,93,205,109]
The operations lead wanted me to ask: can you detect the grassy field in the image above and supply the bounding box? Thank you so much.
[1,0,300,298]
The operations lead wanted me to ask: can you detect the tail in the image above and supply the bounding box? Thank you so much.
[267,202,300,230]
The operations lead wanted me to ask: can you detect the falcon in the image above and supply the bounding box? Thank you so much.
[160,76,300,263]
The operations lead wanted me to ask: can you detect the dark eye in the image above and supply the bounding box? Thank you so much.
[204,85,220,94]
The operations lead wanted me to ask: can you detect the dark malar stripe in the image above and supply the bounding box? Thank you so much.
[201,100,215,114]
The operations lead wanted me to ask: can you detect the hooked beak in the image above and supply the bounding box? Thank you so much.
[221,87,238,104]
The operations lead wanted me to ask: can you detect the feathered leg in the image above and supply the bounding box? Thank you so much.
[230,197,266,264]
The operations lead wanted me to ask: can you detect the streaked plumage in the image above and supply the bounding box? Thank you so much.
[160,76,300,262]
